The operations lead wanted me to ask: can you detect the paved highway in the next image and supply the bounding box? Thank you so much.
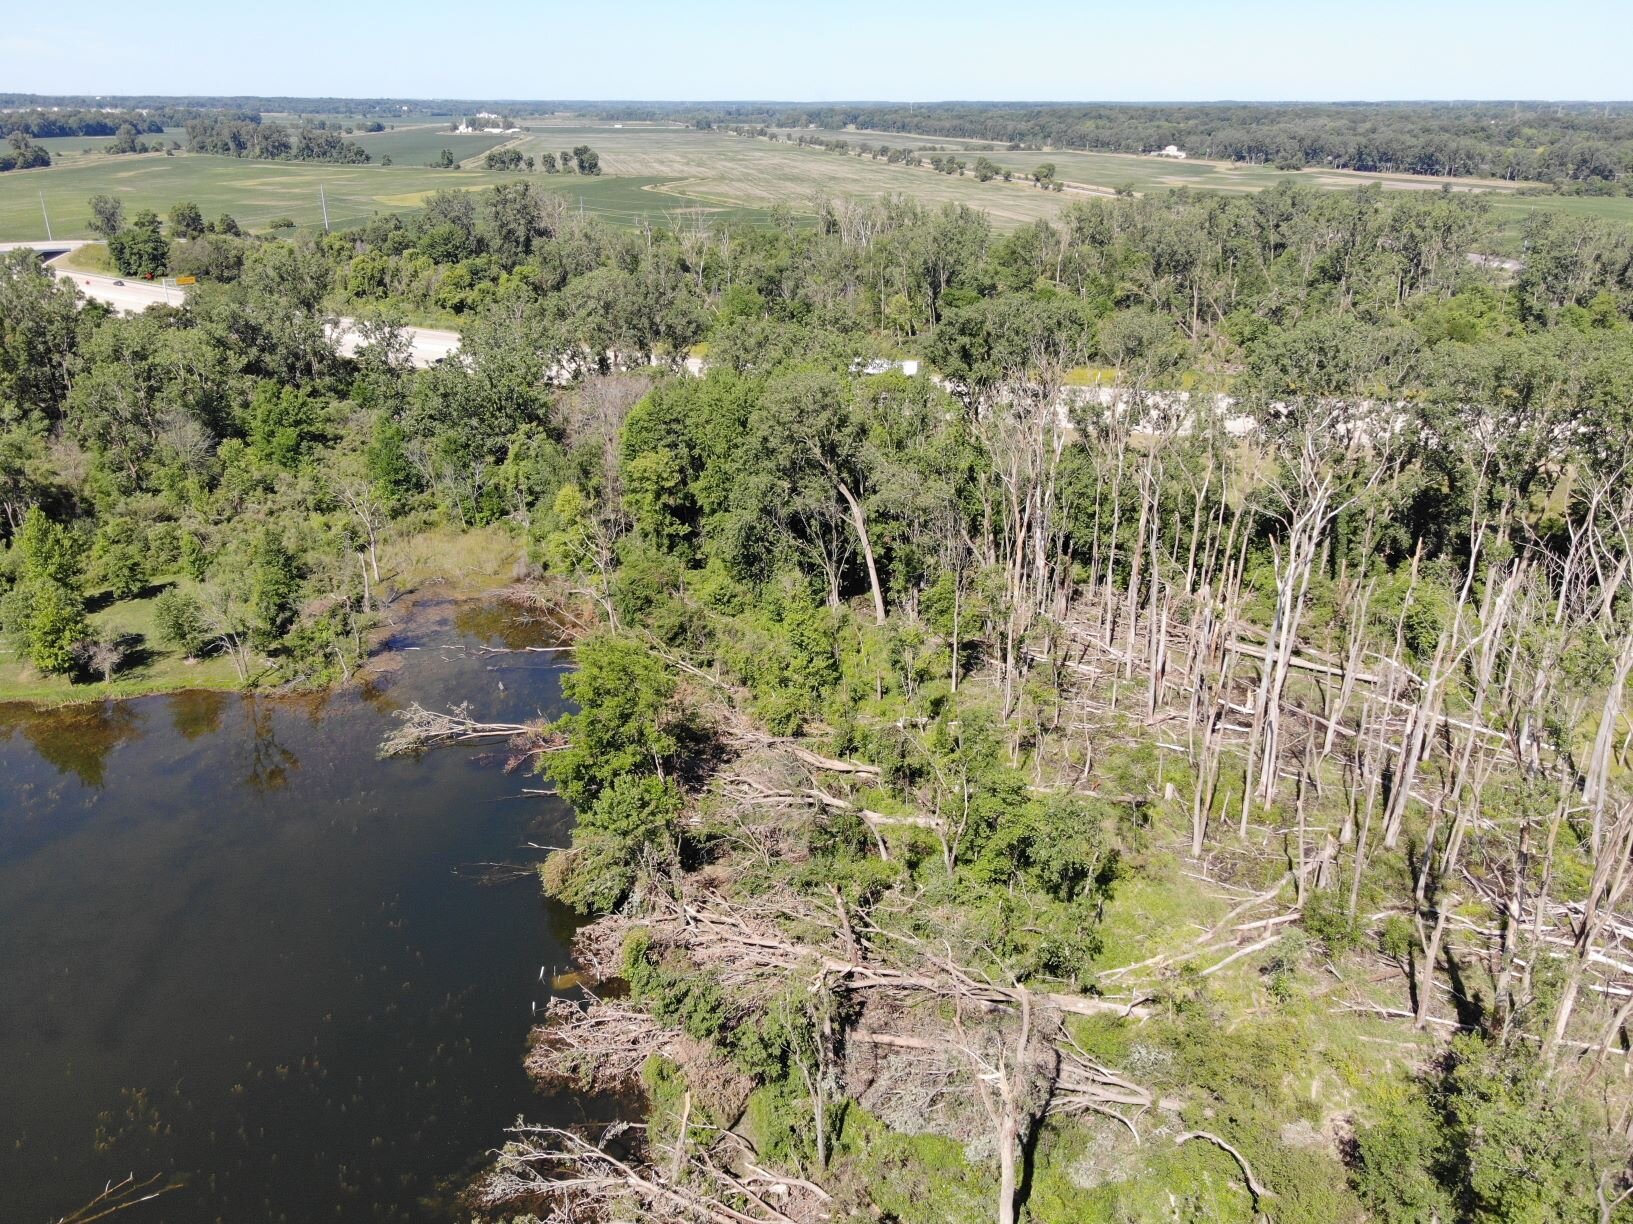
[0,240,461,368]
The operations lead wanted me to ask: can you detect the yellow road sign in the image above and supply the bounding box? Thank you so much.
[175,275,197,285]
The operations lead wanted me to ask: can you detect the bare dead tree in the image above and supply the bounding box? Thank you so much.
[380,701,549,758]
[52,1174,179,1224]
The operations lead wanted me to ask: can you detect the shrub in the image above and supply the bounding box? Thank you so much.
[1349,1081,1453,1223]
[1302,888,1363,954]
[154,588,209,657]
[1264,928,1309,1003]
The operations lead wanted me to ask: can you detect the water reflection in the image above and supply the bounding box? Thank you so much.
[243,698,300,793]
[0,699,144,788]
[167,691,228,741]
[0,599,594,1224]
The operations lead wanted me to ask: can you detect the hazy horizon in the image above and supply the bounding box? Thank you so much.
[8,94,1633,106]
[5,0,1629,103]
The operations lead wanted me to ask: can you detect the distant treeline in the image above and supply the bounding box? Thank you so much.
[0,107,189,139]
[0,94,453,119]
[601,101,1633,185]
[9,96,1633,184]
[184,115,371,164]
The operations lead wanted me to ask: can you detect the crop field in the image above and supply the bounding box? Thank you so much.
[0,154,517,238]
[799,127,1534,194]
[534,174,789,228]
[348,123,511,167]
[509,122,1076,226]
[3,119,1630,243]
[1483,191,1633,241]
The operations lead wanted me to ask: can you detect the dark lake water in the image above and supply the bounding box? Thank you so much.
[0,599,589,1224]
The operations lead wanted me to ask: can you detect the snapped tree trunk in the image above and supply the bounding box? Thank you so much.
[837,479,887,625]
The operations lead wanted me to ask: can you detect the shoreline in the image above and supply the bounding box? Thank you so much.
[0,524,531,710]
[0,573,527,712]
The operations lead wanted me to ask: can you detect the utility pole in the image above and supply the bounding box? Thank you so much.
[39,192,52,241]
[320,183,330,232]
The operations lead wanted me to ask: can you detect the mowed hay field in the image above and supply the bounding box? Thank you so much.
[802,126,1532,194]
[511,122,1077,226]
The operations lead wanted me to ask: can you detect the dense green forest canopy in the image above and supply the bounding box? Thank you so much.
[6,170,1633,1219]
[4,177,1633,679]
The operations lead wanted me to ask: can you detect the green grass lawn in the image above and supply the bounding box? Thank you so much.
[57,242,114,274]
[0,525,524,707]
[0,583,243,706]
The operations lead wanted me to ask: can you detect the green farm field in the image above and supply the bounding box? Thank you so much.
[0,149,792,239]
[1482,191,1633,246]
[0,154,515,237]
[509,122,1076,226]
[349,123,511,166]
[4,119,1631,241]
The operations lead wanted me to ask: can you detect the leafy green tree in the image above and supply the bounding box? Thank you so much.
[0,250,83,428]
[153,587,208,657]
[1440,1036,1600,1222]
[108,209,169,278]
[748,371,889,623]
[365,415,418,508]
[179,532,209,582]
[167,201,205,239]
[247,529,300,646]
[622,448,691,556]
[26,577,87,674]
[9,510,89,673]
[1349,1082,1454,1222]
[543,772,684,912]
[1,131,50,170]
[247,381,321,469]
[91,517,147,598]
[16,505,81,588]
[87,194,124,239]
[542,632,680,810]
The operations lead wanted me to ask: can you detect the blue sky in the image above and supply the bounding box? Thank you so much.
[5,0,1630,101]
